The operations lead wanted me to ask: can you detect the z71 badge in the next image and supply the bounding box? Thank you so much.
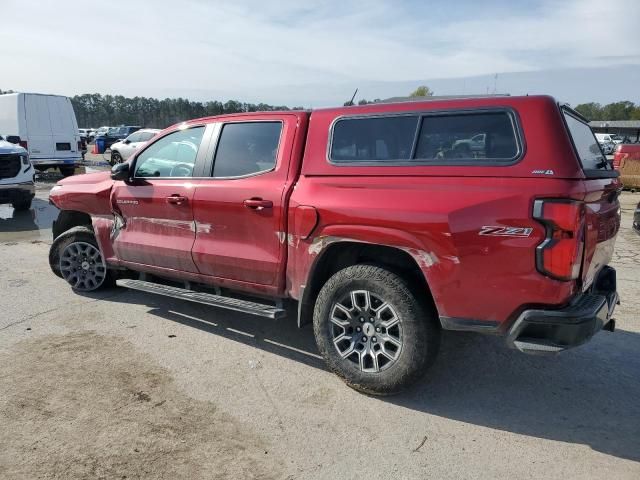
[479,226,533,237]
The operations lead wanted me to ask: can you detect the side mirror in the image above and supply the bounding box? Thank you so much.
[111,162,130,181]
[6,135,21,145]
[123,139,131,144]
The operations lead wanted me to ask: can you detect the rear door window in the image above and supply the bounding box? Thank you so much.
[563,110,611,172]
[212,122,282,177]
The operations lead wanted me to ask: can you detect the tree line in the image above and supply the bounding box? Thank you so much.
[69,94,304,129]
[574,101,640,122]
[2,87,639,126]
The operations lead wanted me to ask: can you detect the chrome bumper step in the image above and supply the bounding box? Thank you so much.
[116,279,286,319]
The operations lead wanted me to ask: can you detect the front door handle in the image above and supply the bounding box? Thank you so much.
[243,198,273,210]
[166,194,187,205]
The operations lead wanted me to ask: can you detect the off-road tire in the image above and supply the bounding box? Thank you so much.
[59,166,75,177]
[313,265,440,395]
[49,225,114,290]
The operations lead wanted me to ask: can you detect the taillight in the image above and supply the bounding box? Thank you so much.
[19,140,28,150]
[533,199,585,281]
[613,152,626,170]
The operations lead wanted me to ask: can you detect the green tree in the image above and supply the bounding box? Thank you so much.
[410,86,434,97]
[574,102,603,121]
[601,101,636,121]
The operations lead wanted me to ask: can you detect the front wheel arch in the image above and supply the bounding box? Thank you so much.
[52,210,92,240]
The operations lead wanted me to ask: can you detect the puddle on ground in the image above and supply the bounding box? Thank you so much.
[0,195,59,242]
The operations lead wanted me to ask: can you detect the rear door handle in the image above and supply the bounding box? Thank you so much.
[166,194,187,205]
[243,198,273,210]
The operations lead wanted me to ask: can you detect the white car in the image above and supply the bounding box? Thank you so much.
[109,129,161,164]
[595,133,623,145]
[94,126,111,138]
[0,135,34,211]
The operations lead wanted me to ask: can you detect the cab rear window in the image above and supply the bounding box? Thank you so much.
[329,110,520,165]
[563,110,611,172]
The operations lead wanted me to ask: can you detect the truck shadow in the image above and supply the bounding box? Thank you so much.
[99,290,640,463]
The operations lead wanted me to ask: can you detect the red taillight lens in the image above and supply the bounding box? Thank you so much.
[533,200,585,281]
[19,140,28,150]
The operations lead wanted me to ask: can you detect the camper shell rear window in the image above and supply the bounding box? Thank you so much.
[562,109,613,174]
[329,109,522,166]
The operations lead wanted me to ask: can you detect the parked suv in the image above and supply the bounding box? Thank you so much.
[0,135,34,210]
[48,96,621,394]
[109,129,160,164]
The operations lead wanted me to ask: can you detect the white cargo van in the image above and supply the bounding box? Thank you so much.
[0,93,82,176]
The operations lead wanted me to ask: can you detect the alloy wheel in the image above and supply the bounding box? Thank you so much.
[59,241,107,291]
[330,290,403,373]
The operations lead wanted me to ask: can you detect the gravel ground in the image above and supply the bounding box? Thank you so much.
[0,182,638,480]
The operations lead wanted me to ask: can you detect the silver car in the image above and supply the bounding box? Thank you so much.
[109,129,161,165]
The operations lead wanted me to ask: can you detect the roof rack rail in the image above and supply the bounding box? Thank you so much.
[376,94,511,104]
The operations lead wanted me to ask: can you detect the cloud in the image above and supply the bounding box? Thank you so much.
[0,0,637,105]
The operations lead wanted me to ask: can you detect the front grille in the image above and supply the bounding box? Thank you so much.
[0,154,21,179]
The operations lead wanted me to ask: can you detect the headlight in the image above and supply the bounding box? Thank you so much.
[20,154,29,165]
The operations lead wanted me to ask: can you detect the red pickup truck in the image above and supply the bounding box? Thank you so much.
[48,95,621,394]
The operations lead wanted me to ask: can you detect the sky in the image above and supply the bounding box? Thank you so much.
[1,0,639,107]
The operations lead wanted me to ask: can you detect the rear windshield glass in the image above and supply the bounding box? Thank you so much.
[330,110,520,164]
[563,111,611,171]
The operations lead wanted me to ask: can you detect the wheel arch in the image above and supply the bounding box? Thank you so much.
[52,209,93,240]
[297,240,439,327]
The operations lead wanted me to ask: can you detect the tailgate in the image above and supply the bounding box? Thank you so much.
[561,107,622,289]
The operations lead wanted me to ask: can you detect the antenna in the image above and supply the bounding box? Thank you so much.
[347,88,358,106]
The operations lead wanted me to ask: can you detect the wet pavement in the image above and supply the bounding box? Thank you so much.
[0,166,108,243]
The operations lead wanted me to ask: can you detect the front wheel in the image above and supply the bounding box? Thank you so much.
[110,151,122,165]
[313,265,440,395]
[49,226,114,291]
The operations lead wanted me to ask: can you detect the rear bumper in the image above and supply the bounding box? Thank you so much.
[506,266,618,354]
[0,181,35,203]
[30,158,81,167]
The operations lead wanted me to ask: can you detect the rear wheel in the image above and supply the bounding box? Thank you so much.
[49,226,114,291]
[59,166,75,177]
[313,265,440,395]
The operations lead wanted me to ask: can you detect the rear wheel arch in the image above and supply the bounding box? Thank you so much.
[298,241,438,327]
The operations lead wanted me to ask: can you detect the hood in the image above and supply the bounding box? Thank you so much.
[50,170,115,216]
[57,170,113,186]
[0,140,27,155]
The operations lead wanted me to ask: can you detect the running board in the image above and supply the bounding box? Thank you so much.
[116,279,286,319]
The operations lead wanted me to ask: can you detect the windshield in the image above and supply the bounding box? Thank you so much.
[563,110,611,171]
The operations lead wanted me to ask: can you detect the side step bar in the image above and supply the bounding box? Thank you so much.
[116,279,287,320]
